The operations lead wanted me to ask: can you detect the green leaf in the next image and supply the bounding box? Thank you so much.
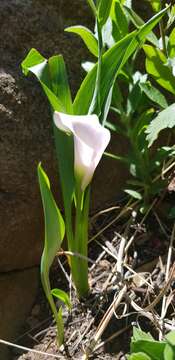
[112,81,123,109]
[57,307,64,344]
[21,48,75,233]
[132,328,153,341]
[38,164,65,270]
[168,28,175,58]
[140,82,168,109]
[151,147,175,170]
[105,120,125,135]
[74,31,135,115]
[73,7,168,116]
[54,128,74,218]
[22,48,73,112]
[168,206,175,219]
[22,49,73,114]
[22,49,46,76]
[150,0,161,13]
[97,0,113,26]
[127,82,142,115]
[164,344,175,360]
[150,179,167,196]
[143,45,175,95]
[145,103,175,147]
[167,5,175,30]
[38,163,65,346]
[130,328,166,360]
[128,353,151,360]
[124,189,142,200]
[48,55,73,114]
[132,108,155,140]
[131,340,166,360]
[164,331,175,360]
[166,331,175,347]
[101,85,113,125]
[113,1,129,40]
[51,288,71,310]
[124,6,158,46]
[86,20,102,116]
[104,151,129,164]
[65,26,98,57]
[86,0,97,17]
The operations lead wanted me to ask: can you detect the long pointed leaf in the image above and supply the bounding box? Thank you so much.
[119,7,168,72]
[124,6,158,46]
[22,49,73,114]
[97,0,113,26]
[73,31,135,115]
[65,26,98,57]
[22,49,75,227]
[38,163,65,345]
[145,103,175,147]
[51,288,71,310]
[38,163,65,269]
[143,44,175,95]
[73,7,168,116]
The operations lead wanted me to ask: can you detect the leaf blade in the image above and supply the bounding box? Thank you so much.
[21,49,75,226]
[145,103,175,147]
[51,288,72,310]
[143,45,175,95]
[38,163,65,270]
[73,7,168,116]
[38,163,65,346]
[65,26,98,57]
[140,81,168,109]
[97,0,113,26]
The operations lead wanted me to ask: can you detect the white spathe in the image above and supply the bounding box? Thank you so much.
[53,112,111,191]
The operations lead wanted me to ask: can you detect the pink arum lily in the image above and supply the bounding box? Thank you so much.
[53,112,111,191]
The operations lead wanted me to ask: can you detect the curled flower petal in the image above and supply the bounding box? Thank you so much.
[54,112,111,191]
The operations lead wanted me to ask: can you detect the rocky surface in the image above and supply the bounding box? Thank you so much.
[0,0,91,271]
[0,1,153,359]
[0,0,128,272]
[0,267,38,360]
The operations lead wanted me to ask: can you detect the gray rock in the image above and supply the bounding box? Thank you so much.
[0,267,38,360]
[0,0,128,271]
[0,0,91,271]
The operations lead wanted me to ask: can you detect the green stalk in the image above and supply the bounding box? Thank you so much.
[159,19,167,57]
[71,184,90,298]
[80,186,90,285]
[41,263,64,347]
[159,0,168,57]
[130,133,151,205]
[65,205,74,252]
[88,19,103,116]
[86,0,97,18]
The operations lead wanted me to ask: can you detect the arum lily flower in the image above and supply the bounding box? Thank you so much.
[53,112,111,191]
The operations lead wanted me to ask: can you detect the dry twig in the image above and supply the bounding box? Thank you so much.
[0,339,63,359]
[82,285,127,360]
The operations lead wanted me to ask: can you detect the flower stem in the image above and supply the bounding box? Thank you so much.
[88,19,103,116]
[41,266,64,347]
[159,0,168,57]
[71,185,90,298]
[86,0,97,18]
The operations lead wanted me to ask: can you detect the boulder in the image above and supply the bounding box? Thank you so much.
[0,0,128,271]
[0,267,38,360]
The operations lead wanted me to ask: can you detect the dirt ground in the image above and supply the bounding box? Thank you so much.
[6,197,175,360]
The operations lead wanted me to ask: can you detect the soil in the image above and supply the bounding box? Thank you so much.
[6,197,175,360]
